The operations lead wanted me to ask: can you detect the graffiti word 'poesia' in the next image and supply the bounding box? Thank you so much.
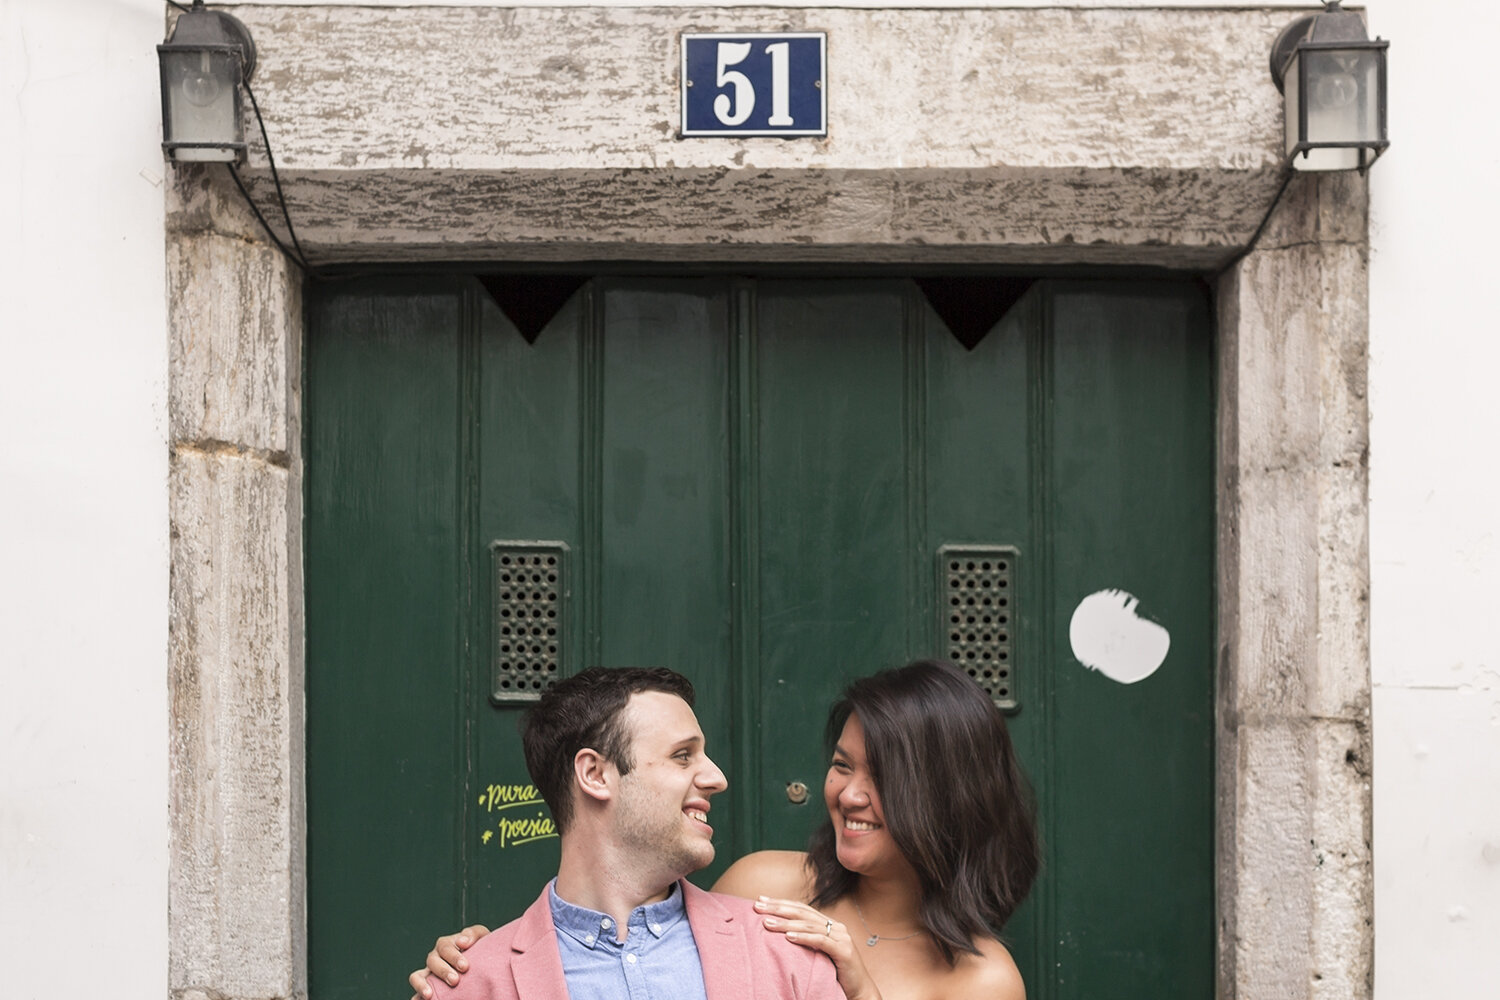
[495,812,557,848]
[478,781,558,848]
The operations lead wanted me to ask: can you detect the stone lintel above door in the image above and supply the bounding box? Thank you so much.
[223,5,1296,269]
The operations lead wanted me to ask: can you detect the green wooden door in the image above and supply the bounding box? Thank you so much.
[305,275,1214,1000]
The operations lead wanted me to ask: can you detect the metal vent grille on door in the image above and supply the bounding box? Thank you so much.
[491,541,568,703]
[938,545,1018,710]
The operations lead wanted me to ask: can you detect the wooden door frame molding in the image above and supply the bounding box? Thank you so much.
[163,7,1372,1000]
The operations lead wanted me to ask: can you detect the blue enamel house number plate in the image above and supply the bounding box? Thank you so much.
[681,33,827,137]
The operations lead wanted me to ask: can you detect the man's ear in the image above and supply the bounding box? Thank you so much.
[574,747,614,804]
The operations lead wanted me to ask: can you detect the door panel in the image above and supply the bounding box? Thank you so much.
[755,281,914,850]
[468,283,583,923]
[595,281,733,711]
[1044,286,1216,995]
[305,275,1214,1000]
[593,281,738,880]
[304,287,468,997]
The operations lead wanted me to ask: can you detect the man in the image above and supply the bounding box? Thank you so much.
[427,667,844,1000]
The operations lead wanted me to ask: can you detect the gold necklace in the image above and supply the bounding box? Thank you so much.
[853,900,922,947]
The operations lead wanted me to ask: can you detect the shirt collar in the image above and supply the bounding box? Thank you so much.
[548,878,688,949]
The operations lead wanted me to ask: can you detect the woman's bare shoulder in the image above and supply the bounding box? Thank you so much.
[711,850,816,902]
[947,936,1026,1000]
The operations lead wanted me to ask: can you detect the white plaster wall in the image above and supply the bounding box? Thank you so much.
[0,2,170,997]
[1367,2,1500,997]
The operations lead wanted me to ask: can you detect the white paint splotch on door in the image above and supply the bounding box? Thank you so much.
[1069,590,1171,684]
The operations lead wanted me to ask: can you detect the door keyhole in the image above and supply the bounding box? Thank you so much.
[786,781,809,804]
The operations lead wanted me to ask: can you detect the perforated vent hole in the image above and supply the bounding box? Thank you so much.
[492,543,567,703]
[938,546,1018,710]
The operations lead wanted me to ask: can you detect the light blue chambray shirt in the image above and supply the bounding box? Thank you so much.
[548,879,710,1000]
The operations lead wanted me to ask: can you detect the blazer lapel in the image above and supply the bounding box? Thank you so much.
[509,891,570,1000]
[684,881,752,1000]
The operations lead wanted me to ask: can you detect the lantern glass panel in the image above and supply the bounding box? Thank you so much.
[1284,45,1384,172]
[1284,50,1303,158]
[162,49,241,161]
[1305,48,1382,144]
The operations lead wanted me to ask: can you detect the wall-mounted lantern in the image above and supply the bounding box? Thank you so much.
[1270,1,1388,172]
[158,1,257,162]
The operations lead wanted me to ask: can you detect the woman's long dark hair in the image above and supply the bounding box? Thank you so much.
[807,659,1040,965]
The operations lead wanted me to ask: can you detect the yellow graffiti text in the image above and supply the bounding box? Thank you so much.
[479,783,544,813]
[492,812,558,849]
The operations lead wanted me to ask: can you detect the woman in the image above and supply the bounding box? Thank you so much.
[410,659,1039,1000]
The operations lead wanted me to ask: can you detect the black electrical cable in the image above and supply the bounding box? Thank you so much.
[226,162,310,275]
[241,78,315,275]
[167,3,313,273]
[1217,167,1296,278]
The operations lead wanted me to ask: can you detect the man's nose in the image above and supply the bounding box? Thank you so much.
[698,755,728,793]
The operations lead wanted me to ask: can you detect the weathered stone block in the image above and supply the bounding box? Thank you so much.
[240,5,1283,171]
[1233,464,1319,718]
[1230,244,1327,475]
[166,162,269,244]
[1227,720,1372,1000]
[167,232,299,454]
[169,447,302,1000]
[1232,236,1369,474]
[1309,719,1373,999]
[235,163,1290,267]
[1261,171,1370,252]
[1216,181,1371,997]
[1232,722,1315,997]
[1218,227,1370,723]
[1316,456,1372,721]
[1316,242,1371,471]
[220,5,1295,264]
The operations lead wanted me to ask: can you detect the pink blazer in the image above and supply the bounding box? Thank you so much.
[429,880,845,1000]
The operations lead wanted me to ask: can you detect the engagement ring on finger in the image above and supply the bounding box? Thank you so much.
[824,919,834,936]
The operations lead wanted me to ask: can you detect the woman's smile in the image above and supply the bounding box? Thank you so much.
[825,713,904,873]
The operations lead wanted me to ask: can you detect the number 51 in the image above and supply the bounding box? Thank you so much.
[713,41,795,127]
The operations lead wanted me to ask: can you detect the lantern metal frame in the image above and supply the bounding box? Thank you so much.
[1270,2,1389,174]
[157,1,258,162]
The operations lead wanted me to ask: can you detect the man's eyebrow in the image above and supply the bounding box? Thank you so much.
[669,734,704,750]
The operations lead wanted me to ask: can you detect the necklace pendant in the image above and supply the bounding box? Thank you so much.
[866,935,880,947]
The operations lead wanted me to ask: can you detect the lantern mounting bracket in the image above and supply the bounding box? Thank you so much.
[1270,2,1370,93]
[1270,14,1319,93]
[166,2,257,82]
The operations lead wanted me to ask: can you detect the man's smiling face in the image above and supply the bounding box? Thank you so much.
[612,691,728,878]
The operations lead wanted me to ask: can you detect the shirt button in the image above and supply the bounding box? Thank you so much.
[626,954,637,965]
[601,918,612,929]
[650,924,661,934]
[584,935,595,945]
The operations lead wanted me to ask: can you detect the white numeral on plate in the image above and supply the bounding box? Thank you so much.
[765,42,793,126]
[713,42,755,126]
[712,41,797,127]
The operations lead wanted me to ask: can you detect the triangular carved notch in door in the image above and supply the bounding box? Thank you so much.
[916,277,1035,351]
[477,274,589,345]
